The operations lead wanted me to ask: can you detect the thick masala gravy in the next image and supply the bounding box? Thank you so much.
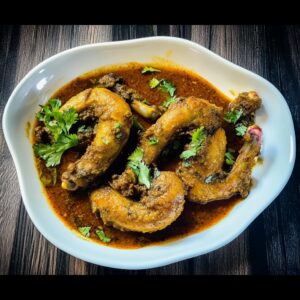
[33,62,242,249]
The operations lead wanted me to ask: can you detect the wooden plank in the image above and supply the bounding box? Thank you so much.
[0,25,23,275]
[112,24,155,40]
[3,25,68,274]
[147,25,193,275]
[282,25,300,274]
[71,25,112,46]
[0,25,299,275]
[191,25,252,275]
[3,25,112,275]
[265,25,300,274]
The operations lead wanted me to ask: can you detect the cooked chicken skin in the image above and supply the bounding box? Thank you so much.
[229,91,262,115]
[98,73,161,120]
[177,128,227,188]
[90,172,185,233]
[60,87,132,191]
[188,125,262,204]
[141,96,222,164]
[111,96,223,193]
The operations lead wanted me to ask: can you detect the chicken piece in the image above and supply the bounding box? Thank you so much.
[110,168,138,197]
[188,125,262,204]
[141,97,222,164]
[76,125,95,147]
[177,128,227,188]
[111,96,223,194]
[60,87,132,191]
[90,172,185,233]
[229,91,262,115]
[203,128,227,177]
[98,73,161,120]
[130,99,160,120]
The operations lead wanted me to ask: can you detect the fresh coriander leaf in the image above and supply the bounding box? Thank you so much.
[180,148,197,160]
[77,125,87,132]
[180,127,206,160]
[148,136,159,145]
[138,162,151,188]
[62,108,78,133]
[149,78,161,89]
[159,80,176,96]
[36,99,61,123]
[114,122,122,129]
[205,174,217,184]
[235,124,247,136]
[224,109,243,124]
[78,226,91,237]
[225,149,235,165]
[34,143,60,167]
[132,115,144,131]
[37,104,62,140]
[58,133,78,146]
[127,147,143,176]
[128,147,144,163]
[35,99,80,167]
[36,99,78,141]
[34,134,78,167]
[96,229,111,243]
[191,126,206,145]
[45,121,62,141]
[142,66,161,74]
[36,99,60,121]
[127,147,151,188]
[48,99,61,111]
[127,161,140,177]
[163,96,178,108]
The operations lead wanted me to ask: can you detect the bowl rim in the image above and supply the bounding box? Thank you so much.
[2,36,296,270]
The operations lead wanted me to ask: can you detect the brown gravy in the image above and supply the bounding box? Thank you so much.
[33,62,241,249]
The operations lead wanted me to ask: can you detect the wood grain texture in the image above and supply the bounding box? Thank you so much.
[0,25,299,275]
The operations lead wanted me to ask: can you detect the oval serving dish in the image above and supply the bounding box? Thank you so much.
[3,37,296,269]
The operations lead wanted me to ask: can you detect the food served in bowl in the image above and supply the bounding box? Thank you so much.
[32,62,262,248]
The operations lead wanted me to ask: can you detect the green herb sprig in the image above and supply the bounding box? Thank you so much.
[180,127,206,160]
[224,108,243,124]
[225,148,235,165]
[142,66,161,74]
[34,99,79,167]
[127,147,151,188]
[96,228,111,243]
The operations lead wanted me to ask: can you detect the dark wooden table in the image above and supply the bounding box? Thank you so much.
[0,25,299,275]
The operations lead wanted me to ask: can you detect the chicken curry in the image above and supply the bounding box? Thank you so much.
[32,62,262,248]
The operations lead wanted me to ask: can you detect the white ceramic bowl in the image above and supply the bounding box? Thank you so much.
[3,37,296,270]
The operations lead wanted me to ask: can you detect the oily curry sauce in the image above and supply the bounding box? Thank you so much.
[33,62,241,249]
